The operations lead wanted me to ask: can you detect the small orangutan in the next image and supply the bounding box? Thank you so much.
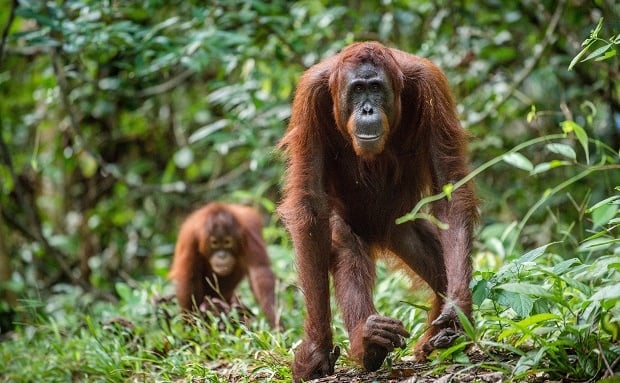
[169,202,279,329]
[278,41,478,381]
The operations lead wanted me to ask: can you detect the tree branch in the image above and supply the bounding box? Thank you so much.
[0,0,18,67]
[0,122,91,291]
[135,68,195,98]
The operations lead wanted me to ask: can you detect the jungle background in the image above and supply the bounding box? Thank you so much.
[0,1,619,382]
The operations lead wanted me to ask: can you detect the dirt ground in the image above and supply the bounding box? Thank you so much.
[305,350,507,383]
[215,349,521,382]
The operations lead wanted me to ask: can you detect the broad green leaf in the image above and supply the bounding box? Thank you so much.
[579,237,614,252]
[520,243,553,263]
[497,290,534,317]
[545,143,576,160]
[471,279,490,306]
[497,282,552,298]
[588,196,620,212]
[552,258,581,274]
[591,203,618,228]
[502,152,533,172]
[531,160,570,175]
[590,284,620,301]
[495,243,552,279]
[516,313,561,327]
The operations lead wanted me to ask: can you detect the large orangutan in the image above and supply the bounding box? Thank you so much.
[169,203,279,329]
[278,41,478,381]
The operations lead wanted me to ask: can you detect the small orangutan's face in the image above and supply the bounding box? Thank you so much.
[206,233,238,276]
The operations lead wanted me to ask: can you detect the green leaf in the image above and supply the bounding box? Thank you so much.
[502,152,533,172]
[531,160,570,175]
[115,282,133,303]
[471,279,491,306]
[588,196,620,212]
[579,237,615,252]
[520,243,553,263]
[596,48,616,61]
[561,120,589,163]
[456,307,476,341]
[516,313,561,327]
[497,282,552,298]
[552,258,581,274]
[583,43,612,62]
[496,290,534,317]
[591,203,618,228]
[545,143,576,160]
[590,284,620,301]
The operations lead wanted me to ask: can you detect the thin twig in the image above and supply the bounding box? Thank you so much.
[135,68,195,98]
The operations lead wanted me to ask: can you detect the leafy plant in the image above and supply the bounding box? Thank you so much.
[569,18,619,70]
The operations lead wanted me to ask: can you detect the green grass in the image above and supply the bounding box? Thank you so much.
[1,187,619,382]
[1,237,618,382]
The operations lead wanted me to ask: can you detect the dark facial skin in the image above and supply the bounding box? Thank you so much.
[342,63,395,156]
[207,233,237,276]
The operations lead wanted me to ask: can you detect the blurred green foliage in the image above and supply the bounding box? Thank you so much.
[1,0,619,381]
[1,0,618,302]
[0,0,617,296]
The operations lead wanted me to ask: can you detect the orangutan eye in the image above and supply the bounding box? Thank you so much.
[209,237,220,248]
[222,236,234,249]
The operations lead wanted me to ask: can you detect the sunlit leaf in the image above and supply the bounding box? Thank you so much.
[596,48,616,61]
[527,105,537,123]
[502,152,533,172]
[531,160,570,175]
[583,43,612,62]
[561,120,589,163]
[443,183,454,200]
[546,143,576,160]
